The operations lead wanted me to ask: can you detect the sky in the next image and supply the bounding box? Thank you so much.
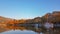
[0,0,60,19]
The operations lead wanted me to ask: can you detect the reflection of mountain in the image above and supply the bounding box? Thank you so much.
[0,25,60,34]
[0,25,42,33]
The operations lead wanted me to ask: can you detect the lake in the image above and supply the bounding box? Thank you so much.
[0,24,60,34]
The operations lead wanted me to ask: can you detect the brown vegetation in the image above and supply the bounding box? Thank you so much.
[0,11,60,24]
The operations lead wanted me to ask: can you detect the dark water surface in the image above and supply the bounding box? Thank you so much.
[0,24,60,34]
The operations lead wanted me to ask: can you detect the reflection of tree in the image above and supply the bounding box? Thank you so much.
[0,25,58,34]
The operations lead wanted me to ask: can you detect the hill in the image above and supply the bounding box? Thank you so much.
[0,11,60,24]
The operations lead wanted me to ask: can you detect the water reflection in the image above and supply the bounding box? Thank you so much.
[0,24,60,34]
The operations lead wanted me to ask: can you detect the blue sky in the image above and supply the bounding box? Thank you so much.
[0,0,60,19]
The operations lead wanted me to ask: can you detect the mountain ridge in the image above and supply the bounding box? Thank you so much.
[0,11,60,24]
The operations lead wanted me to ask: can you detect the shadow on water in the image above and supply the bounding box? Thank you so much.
[0,23,60,34]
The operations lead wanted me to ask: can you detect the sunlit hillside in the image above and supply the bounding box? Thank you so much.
[0,11,60,25]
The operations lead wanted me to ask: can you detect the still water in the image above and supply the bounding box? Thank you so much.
[0,24,60,34]
[1,30,37,34]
